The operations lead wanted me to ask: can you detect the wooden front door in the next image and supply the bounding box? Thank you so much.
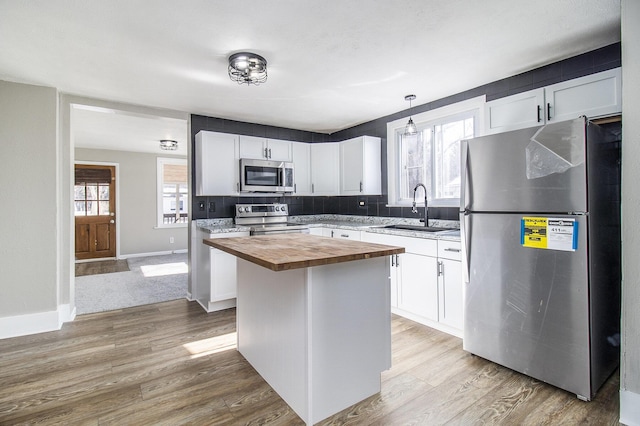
[74,165,116,260]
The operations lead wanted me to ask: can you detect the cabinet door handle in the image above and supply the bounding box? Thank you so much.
[537,105,542,122]
[437,261,444,276]
[444,248,461,252]
[360,181,363,192]
[391,255,395,267]
[547,102,552,121]
[236,182,240,192]
[340,234,349,238]
[264,147,268,158]
[294,183,297,193]
[268,148,272,158]
[312,183,315,193]
[395,254,399,267]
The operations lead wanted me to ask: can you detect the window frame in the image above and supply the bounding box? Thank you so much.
[156,157,188,229]
[386,95,485,207]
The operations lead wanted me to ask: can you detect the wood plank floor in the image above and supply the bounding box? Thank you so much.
[75,259,129,276]
[0,299,619,425]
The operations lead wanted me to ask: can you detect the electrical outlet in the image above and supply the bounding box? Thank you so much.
[208,202,216,212]
[359,201,366,206]
[170,237,174,244]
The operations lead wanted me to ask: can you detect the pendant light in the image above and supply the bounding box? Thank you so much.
[404,94,417,136]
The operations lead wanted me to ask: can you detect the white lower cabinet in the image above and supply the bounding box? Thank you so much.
[437,239,463,331]
[363,231,463,337]
[396,252,438,322]
[439,258,463,330]
[194,228,249,312]
[209,247,237,303]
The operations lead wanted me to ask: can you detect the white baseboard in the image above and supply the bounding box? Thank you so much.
[621,389,640,425]
[58,303,76,324]
[0,304,77,340]
[1,310,57,339]
[119,250,187,259]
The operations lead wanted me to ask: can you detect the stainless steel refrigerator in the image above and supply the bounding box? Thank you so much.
[460,117,621,400]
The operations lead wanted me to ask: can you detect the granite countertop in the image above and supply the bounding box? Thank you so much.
[203,233,405,272]
[196,218,250,234]
[195,215,461,242]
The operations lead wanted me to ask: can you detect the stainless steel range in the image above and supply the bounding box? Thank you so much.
[235,203,309,235]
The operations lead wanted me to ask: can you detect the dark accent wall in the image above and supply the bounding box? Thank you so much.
[192,43,621,220]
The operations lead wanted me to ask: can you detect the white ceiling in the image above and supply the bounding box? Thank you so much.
[0,0,621,152]
[71,105,188,155]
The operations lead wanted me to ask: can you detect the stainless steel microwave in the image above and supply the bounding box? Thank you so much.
[239,158,294,193]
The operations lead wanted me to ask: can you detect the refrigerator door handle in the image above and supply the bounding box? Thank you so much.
[460,211,471,284]
[460,140,469,210]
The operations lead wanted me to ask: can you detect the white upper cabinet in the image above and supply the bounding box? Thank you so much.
[195,131,239,196]
[484,89,545,134]
[292,142,312,195]
[239,135,292,161]
[484,68,621,135]
[545,68,622,123]
[340,136,381,195]
[267,139,293,161]
[310,142,340,195]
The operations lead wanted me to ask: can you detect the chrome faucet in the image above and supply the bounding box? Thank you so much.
[412,183,429,227]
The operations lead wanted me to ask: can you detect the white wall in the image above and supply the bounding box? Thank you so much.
[75,148,188,256]
[0,80,62,336]
[620,1,640,424]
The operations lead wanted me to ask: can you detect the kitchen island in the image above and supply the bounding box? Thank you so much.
[203,233,404,425]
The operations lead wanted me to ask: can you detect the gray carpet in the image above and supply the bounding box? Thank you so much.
[75,253,188,315]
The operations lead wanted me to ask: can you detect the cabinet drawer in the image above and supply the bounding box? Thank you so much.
[330,228,361,240]
[438,240,461,261]
[363,232,437,256]
[206,231,249,239]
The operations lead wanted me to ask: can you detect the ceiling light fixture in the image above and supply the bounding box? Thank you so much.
[160,139,178,151]
[404,94,417,136]
[228,52,268,85]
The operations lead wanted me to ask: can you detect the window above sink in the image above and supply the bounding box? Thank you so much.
[386,96,485,208]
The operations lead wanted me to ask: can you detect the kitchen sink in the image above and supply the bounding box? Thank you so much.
[383,224,452,233]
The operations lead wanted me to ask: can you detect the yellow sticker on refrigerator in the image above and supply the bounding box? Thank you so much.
[521,217,578,251]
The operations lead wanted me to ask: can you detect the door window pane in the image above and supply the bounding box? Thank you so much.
[99,201,110,215]
[86,185,97,200]
[99,184,110,201]
[74,185,85,199]
[74,201,86,216]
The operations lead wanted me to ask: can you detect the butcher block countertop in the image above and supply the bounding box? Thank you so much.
[203,233,405,272]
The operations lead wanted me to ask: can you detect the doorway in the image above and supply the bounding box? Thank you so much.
[74,164,117,260]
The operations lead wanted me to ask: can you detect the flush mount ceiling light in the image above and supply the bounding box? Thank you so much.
[160,139,178,151]
[228,52,268,85]
[404,94,418,136]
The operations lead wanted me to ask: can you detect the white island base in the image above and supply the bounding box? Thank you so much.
[236,256,391,425]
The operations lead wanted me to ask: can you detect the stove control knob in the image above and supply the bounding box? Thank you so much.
[275,206,280,211]
[238,207,245,213]
[281,205,286,211]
